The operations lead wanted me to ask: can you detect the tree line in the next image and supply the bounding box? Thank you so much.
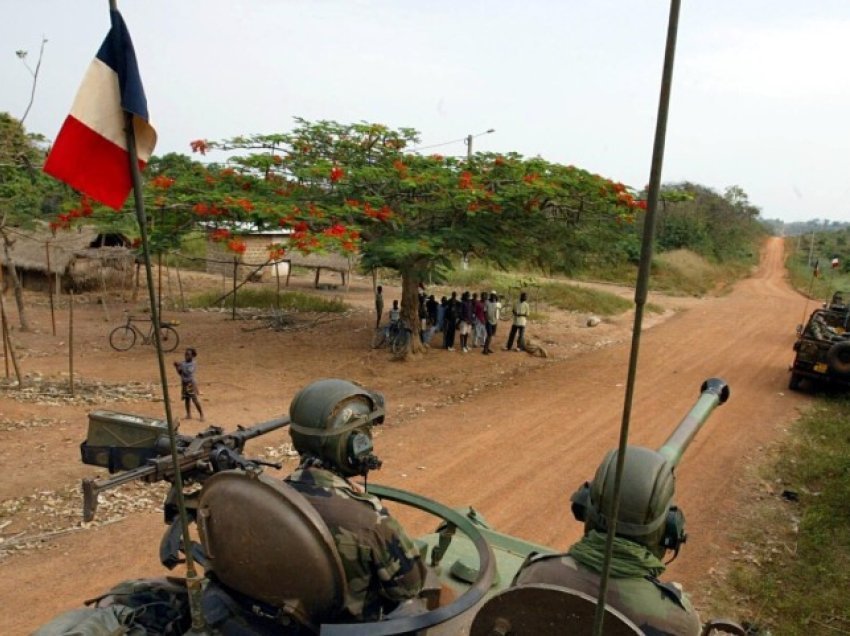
[1,114,768,343]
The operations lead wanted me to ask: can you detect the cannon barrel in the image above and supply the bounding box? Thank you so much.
[657,377,729,467]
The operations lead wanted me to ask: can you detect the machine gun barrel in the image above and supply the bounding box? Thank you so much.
[657,377,729,466]
[80,415,290,522]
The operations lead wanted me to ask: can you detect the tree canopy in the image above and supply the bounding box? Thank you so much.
[24,115,767,348]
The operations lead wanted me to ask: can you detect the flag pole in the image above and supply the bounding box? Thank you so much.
[107,1,206,631]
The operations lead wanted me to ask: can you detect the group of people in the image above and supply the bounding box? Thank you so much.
[375,284,532,354]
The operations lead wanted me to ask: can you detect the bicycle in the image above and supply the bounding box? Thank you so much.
[371,320,411,354]
[109,312,181,352]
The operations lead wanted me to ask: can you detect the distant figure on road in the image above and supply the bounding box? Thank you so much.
[375,285,384,329]
[174,348,204,421]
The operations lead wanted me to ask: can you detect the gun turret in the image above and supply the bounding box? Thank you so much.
[79,414,290,522]
[656,377,730,466]
[570,378,730,551]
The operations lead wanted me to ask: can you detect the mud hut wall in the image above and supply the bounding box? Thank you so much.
[205,235,289,282]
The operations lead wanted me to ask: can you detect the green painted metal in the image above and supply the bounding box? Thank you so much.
[657,378,730,466]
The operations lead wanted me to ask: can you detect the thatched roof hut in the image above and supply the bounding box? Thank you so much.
[0,223,134,292]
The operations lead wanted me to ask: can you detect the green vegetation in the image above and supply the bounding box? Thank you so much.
[720,397,850,633]
[163,231,208,271]
[439,264,634,316]
[188,288,348,313]
[4,110,766,327]
[650,249,753,296]
[540,281,632,315]
[785,231,850,302]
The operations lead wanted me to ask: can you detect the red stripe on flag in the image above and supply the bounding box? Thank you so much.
[44,115,145,210]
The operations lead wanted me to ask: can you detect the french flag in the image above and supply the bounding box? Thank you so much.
[44,10,156,210]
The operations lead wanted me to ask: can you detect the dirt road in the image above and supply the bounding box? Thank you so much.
[0,237,809,633]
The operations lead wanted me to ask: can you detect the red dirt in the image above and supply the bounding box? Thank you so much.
[0,237,809,634]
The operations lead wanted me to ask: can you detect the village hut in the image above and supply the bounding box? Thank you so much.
[205,226,356,288]
[0,223,134,293]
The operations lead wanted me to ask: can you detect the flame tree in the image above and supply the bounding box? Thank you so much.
[49,118,645,353]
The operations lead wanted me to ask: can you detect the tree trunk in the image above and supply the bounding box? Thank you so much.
[399,265,426,356]
[1,232,30,331]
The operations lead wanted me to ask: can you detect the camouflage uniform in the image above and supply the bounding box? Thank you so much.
[514,530,701,635]
[286,463,426,620]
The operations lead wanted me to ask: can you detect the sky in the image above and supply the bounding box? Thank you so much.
[3,0,850,224]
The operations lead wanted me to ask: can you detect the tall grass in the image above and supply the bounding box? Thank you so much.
[188,288,348,312]
[785,237,850,302]
[648,249,746,296]
[541,282,632,315]
[440,263,652,316]
[718,396,850,633]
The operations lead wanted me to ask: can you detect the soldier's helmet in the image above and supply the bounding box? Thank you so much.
[571,446,685,559]
[289,378,386,477]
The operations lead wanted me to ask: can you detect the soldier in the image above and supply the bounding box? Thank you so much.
[513,446,702,635]
[285,378,426,622]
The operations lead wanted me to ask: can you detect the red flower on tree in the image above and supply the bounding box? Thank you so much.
[80,194,93,216]
[190,139,209,155]
[210,228,231,242]
[617,191,634,206]
[458,171,473,189]
[330,166,345,183]
[227,239,247,254]
[151,175,175,189]
[268,244,286,260]
[633,200,648,210]
[323,223,348,238]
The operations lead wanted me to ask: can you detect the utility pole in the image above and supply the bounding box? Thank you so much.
[808,230,815,267]
[465,128,494,162]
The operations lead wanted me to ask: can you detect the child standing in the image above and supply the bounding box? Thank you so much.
[174,348,204,421]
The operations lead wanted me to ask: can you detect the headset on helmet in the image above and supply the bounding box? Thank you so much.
[570,446,687,560]
[289,379,386,477]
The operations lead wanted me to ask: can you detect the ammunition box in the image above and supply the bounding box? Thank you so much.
[81,411,170,472]
[86,410,168,447]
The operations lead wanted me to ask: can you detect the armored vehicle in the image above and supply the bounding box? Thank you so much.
[33,1,751,633]
[789,305,850,391]
[36,378,741,636]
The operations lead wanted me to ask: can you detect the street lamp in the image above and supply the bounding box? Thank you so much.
[465,128,496,160]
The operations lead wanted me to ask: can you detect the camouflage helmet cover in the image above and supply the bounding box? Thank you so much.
[585,446,677,557]
[289,379,385,476]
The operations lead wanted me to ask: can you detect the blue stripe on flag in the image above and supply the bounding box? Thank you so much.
[96,9,150,122]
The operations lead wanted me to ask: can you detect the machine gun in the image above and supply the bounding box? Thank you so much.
[79,411,289,522]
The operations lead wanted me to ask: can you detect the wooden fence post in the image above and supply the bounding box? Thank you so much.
[69,290,75,397]
[46,242,56,335]
[232,257,238,320]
